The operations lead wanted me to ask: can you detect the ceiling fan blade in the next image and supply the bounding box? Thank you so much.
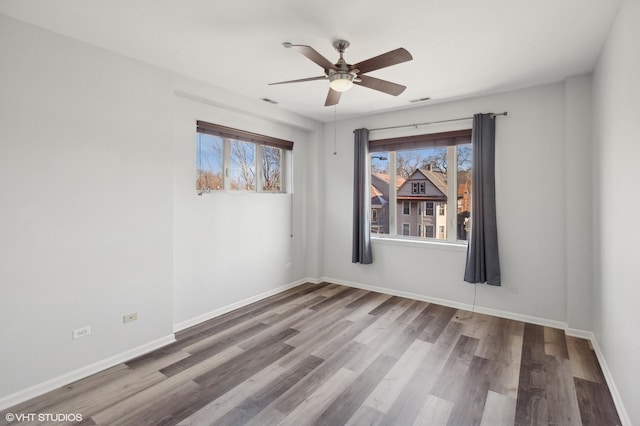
[324,88,342,106]
[269,76,327,85]
[355,75,407,96]
[292,45,336,70]
[351,48,413,74]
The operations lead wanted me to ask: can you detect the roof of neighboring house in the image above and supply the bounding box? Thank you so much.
[370,184,387,206]
[371,172,404,206]
[372,172,405,188]
[396,168,448,201]
[420,168,448,195]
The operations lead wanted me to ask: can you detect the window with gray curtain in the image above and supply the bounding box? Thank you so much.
[464,113,501,285]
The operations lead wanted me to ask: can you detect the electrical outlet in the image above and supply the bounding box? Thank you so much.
[285,263,292,269]
[72,326,91,340]
[123,312,138,324]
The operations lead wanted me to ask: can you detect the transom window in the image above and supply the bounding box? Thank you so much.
[196,121,293,193]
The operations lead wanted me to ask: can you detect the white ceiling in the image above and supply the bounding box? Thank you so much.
[0,0,621,122]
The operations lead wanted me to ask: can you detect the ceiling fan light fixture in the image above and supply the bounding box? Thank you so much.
[329,72,354,92]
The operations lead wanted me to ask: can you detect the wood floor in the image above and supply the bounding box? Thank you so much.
[1,283,622,426]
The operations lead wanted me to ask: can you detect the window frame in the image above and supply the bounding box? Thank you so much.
[369,128,472,245]
[196,120,293,194]
[402,201,411,216]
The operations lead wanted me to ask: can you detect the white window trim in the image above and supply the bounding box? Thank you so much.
[371,143,468,247]
[202,137,289,194]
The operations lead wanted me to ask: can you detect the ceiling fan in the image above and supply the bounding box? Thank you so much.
[269,40,413,106]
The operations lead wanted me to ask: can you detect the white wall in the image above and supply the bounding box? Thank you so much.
[321,83,575,324]
[0,14,320,407]
[564,74,594,332]
[171,91,318,328]
[0,15,174,399]
[592,0,640,423]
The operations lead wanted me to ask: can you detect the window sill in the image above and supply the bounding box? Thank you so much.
[371,235,468,252]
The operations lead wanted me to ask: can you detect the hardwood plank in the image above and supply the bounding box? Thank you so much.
[278,367,357,425]
[430,335,480,402]
[515,323,548,425]
[345,405,384,426]
[159,322,270,377]
[90,345,246,425]
[175,362,289,425]
[544,356,583,425]
[210,354,323,425]
[311,314,378,360]
[480,390,516,426]
[194,328,297,389]
[343,292,393,322]
[274,340,367,415]
[307,286,363,312]
[487,326,524,400]
[574,377,622,426]
[413,395,454,426]
[343,300,428,372]
[378,321,465,426]
[566,335,604,383]
[100,380,203,426]
[353,297,418,345]
[47,370,168,421]
[170,342,295,424]
[417,303,457,343]
[313,353,397,425]
[544,326,570,359]
[446,355,491,426]
[173,282,319,342]
[367,295,404,316]
[363,339,433,413]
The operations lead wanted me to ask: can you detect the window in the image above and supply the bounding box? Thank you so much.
[196,121,293,193]
[412,181,426,194]
[425,202,434,216]
[425,225,435,238]
[371,208,378,224]
[369,129,472,243]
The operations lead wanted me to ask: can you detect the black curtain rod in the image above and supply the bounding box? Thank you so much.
[369,111,507,132]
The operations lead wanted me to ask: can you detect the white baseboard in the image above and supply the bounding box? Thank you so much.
[173,277,319,333]
[320,276,568,330]
[0,334,175,411]
[584,334,631,426]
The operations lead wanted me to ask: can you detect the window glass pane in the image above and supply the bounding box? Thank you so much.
[396,147,447,238]
[457,144,472,240]
[370,152,390,234]
[230,140,256,190]
[196,133,223,191]
[262,146,281,192]
[369,140,470,244]
[426,225,434,238]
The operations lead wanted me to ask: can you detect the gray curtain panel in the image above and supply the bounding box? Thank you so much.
[352,128,373,264]
[464,113,501,285]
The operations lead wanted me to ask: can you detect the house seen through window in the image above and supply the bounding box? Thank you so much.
[369,129,472,243]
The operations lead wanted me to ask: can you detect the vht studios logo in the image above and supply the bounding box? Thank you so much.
[5,412,83,422]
